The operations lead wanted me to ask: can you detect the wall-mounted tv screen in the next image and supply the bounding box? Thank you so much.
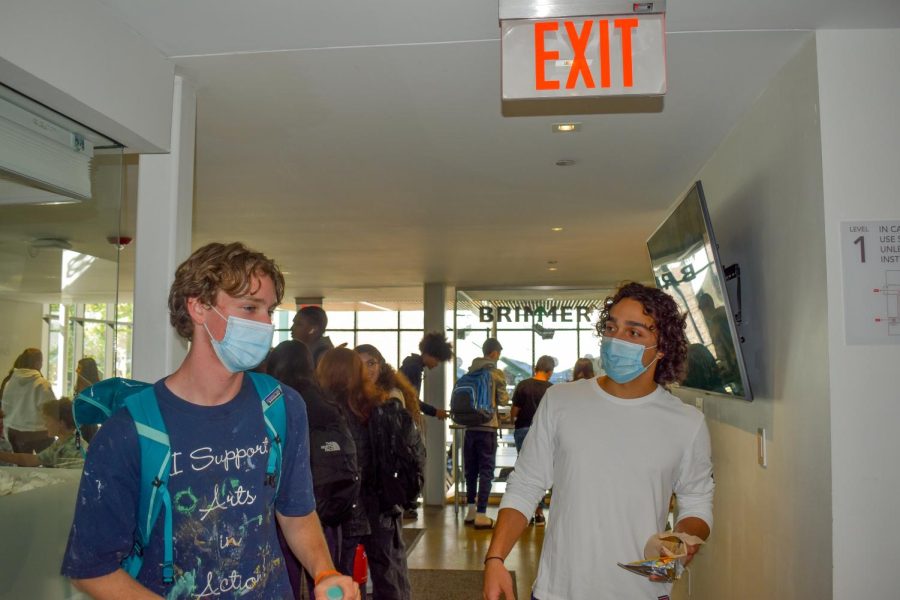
[647,181,753,400]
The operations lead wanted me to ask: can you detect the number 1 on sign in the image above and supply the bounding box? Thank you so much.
[853,235,866,263]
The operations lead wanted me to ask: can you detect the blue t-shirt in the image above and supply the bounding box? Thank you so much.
[61,375,315,599]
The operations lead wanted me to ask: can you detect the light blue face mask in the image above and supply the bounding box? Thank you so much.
[204,307,274,373]
[601,337,658,384]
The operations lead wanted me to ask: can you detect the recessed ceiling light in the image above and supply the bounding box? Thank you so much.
[552,122,581,133]
[548,267,558,271]
[555,159,576,167]
[551,227,563,232]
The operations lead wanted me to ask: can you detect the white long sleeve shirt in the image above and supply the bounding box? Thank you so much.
[500,378,714,600]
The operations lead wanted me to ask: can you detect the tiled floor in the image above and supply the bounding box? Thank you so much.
[404,504,546,595]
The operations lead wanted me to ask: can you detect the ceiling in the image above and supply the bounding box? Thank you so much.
[10,0,900,304]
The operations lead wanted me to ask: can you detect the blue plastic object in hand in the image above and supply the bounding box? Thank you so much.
[326,586,343,600]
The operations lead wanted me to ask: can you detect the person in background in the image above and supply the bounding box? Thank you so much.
[72,357,102,444]
[268,339,347,599]
[571,357,595,381]
[463,337,509,530]
[292,305,335,366]
[356,344,423,431]
[483,282,714,600]
[509,355,555,526]
[696,291,738,384]
[318,347,411,600]
[682,343,725,392]
[0,398,84,469]
[399,332,453,420]
[356,343,425,519]
[73,357,101,396]
[1,348,56,453]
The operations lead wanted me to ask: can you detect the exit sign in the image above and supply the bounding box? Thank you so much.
[501,11,667,100]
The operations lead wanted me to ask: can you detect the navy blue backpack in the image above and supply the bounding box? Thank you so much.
[449,368,495,426]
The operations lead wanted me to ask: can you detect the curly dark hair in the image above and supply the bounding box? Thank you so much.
[419,332,452,362]
[596,282,688,385]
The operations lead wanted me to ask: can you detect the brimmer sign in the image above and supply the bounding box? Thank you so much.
[500,0,667,100]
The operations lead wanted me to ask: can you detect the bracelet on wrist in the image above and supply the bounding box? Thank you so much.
[314,569,341,586]
[484,555,505,565]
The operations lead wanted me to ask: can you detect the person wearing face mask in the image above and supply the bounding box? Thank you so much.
[483,282,714,600]
[61,242,359,600]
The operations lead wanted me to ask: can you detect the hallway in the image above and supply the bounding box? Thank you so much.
[405,506,545,597]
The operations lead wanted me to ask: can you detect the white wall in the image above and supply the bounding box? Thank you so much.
[817,29,900,599]
[670,36,833,599]
[0,299,44,377]
[0,0,174,152]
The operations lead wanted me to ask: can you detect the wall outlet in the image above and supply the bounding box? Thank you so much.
[757,428,767,468]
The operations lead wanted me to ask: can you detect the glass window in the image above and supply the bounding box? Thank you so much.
[324,310,355,330]
[46,304,63,396]
[579,328,601,358]
[493,306,532,329]
[116,324,132,378]
[494,329,533,389]
[272,329,292,346]
[357,309,398,329]
[400,310,424,329]
[399,331,423,368]
[116,302,132,323]
[84,303,107,320]
[355,331,399,366]
[82,321,107,375]
[535,330,578,383]
[328,330,356,352]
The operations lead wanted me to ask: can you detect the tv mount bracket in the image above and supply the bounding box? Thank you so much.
[723,264,743,328]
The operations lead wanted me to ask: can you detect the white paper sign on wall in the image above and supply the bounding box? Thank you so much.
[840,220,900,345]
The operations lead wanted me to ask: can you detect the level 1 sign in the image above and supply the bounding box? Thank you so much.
[840,220,900,345]
[501,13,666,100]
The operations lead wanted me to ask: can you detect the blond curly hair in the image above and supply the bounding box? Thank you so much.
[168,242,285,340]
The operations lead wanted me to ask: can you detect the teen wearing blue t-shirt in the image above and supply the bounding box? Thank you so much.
[61,242,358,600]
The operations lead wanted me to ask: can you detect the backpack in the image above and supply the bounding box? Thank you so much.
[450,368,495,426]
[367,399,425,512]
[303,388,361,527]
[73,372,286,586]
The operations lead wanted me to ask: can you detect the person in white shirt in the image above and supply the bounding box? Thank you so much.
[0,348,56,453]
[483,282,714,600]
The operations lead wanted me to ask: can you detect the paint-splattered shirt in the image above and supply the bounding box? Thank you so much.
[61,375,315,599]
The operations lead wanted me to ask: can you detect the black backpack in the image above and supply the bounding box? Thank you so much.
[368,399,426,512]
[303,385,361,527]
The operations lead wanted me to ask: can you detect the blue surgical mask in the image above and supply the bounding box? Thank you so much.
[204,307,274,373]
[601,337,658,384]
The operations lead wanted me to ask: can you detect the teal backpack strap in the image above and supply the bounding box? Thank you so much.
[123,386,175,585]
[246,372,286,494]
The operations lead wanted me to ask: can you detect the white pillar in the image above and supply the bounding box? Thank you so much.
[422,282,452,506]
[132,75,195,381]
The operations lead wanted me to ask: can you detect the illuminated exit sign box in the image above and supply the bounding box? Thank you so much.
[500,0,667,100]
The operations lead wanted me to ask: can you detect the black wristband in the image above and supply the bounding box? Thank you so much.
[484,555,505,565]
